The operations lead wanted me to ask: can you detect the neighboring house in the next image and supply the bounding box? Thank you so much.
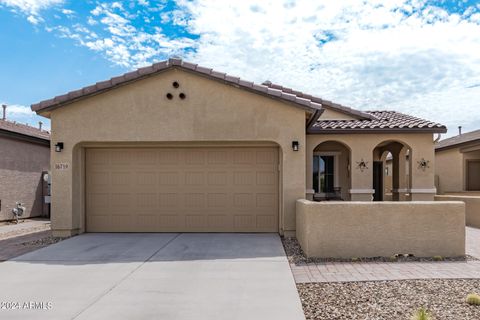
[435,128,480,193]
[0,105,50,221]
[31,58,446,237]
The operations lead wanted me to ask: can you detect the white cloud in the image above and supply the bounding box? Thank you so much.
[26,14,40,24]
[0,0,63,23]
[2,0,480,135]
[52,2,196,67]
[61,8,72,15]
[176,0,480,136]
[5,104,34,115]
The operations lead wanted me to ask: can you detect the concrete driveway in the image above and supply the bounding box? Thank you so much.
[0,233,305,320]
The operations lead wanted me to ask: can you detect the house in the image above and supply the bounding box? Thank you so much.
[435,127,480,193]
[0,105,50,221]
[31,58,447,237]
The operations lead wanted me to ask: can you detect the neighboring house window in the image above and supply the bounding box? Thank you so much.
[313,155,335,193]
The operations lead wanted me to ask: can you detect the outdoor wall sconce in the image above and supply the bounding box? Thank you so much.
[55,142,64,152]
[356,159,368,172]
[417,158,430,171]
[292,141,299,151]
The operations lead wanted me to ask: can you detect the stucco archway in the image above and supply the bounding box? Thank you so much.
[311,140,352,201]
[372,140,412,201]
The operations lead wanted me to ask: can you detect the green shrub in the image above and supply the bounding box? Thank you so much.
[411,307,432,320]
[466,293,480,305]
[389,256,397,262]
[433,256,443,261]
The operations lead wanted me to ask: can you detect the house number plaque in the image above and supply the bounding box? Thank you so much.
[54,163,69,170]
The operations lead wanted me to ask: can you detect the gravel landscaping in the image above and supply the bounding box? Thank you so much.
[0,219,51,241]
[282,236,476,264]
[19,233,65,247]
[298,279,480,320]
[0,220,68,261]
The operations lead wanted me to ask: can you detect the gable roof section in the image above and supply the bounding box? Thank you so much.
[30,58,446,134]
[435,129,480,151]
[310,110,447,133]
[0,119,50,144]
[31,58,322,115]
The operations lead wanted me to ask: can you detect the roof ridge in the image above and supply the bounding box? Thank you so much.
[31,58,323,113]
[0,119,50,140]
[436,128,480,149]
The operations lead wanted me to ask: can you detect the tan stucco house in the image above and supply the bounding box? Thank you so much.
[0,105,50,221]
[31,58,447,237]
[435,128,480,194]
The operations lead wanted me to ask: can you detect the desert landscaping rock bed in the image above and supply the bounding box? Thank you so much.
[298,279,480,320]
[0,220,68,261]
[19,234,66,247]
[282,237,477,264]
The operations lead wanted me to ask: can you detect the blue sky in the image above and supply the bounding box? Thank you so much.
[1,0,479,137]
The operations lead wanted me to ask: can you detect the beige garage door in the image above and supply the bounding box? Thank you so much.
[86,147,279,232]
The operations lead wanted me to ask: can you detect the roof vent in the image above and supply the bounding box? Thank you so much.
[2,104,6,120]
[458,126,462,135]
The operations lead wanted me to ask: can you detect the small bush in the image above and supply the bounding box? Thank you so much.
[433,256,443,261]
[411,307,432,320]
[389,256,397,262]
[466,293,480,305]
[351,257,359,262]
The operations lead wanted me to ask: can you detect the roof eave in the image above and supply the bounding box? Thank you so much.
[308,127,448,134]
[0,129,50,145]
[435,138,480,152]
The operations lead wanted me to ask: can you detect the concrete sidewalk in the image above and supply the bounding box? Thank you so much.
[0,233,305,320]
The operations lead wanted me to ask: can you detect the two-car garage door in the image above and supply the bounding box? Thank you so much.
[86,147,279,232]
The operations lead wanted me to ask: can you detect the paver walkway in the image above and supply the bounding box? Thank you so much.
[291,227,480,283]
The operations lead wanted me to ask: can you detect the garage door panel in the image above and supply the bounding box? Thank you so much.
[86,147,278,232]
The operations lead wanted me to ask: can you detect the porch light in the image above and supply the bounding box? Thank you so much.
[292,141,299,151]
[55,142,64,152]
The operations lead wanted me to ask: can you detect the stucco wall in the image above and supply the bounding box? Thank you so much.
[435,147,463,193]
[306,133,436,201]
[46,68,307,236]
[0,136,49,221]
[435,194,480,228]
[296,200,465,258]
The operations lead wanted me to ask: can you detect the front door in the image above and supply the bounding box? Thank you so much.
[373,161,383,201]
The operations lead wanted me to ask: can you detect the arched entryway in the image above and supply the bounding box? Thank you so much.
[312,141,352,201]
[372,140,412,201]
